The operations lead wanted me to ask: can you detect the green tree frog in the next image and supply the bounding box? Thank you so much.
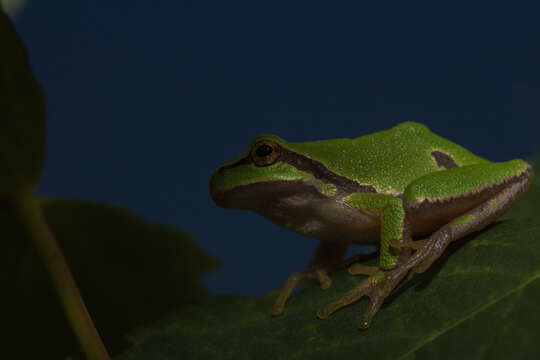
[209,122,533,329]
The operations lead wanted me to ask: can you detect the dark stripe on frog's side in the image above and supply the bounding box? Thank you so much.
[431,150,458,170]
[279,148,377,194]
[217,147,377,195]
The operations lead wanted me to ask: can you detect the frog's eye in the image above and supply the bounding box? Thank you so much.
[251,140,281,166]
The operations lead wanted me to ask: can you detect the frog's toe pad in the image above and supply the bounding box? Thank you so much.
[272,266,335,317]
[315,268,332,290]
[271,306,284,317]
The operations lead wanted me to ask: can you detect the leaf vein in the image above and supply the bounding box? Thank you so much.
[399,270,540,359]
[477,288,523,360]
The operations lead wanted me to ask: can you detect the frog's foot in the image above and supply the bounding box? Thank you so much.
[316,265,410,329]
[272,266,333,316]
[273,241,360,316]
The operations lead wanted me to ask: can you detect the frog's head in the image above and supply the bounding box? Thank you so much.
[209,135,310,210]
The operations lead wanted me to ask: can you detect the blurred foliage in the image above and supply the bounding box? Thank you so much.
[1,0,28,18]
[0,198,219,359]
[0,6,45,194]
[0,10,219,359]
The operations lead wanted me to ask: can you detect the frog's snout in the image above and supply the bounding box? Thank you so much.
[209,169,235,208]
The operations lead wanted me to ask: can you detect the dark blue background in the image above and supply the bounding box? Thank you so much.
[12,1,540,296]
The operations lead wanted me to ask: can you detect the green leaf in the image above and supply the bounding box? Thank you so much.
[0,198,219,359]
[116,218,540,360]
[505,159,539,220]
[0,7,45,193]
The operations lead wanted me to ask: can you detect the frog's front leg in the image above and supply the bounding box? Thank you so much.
[272,240,349,316]
[316,193,411,328]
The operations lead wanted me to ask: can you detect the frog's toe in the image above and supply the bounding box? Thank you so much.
[271,303,285,317]
[317,266,411,329]
[272,267,334,316]
[316,273,377,319]
[357,294,384,330]
[272,269,309,316]
[316,268,332,290]
[348,263,379,276]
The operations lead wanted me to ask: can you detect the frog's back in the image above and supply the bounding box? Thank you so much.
[286,122,489,194]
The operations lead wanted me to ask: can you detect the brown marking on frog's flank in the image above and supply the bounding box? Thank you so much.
[431,150,458,169]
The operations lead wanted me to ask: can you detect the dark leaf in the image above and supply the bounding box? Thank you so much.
[0,198,219,359]
[117,218,540,360]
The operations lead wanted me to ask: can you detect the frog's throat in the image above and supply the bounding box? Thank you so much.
[217,146,378,195]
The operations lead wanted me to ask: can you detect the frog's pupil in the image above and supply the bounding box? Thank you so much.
[256,144,273,157]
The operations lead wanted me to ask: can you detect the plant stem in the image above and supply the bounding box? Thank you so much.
[12,189,110,360]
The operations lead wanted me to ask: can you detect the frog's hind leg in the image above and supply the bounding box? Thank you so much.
[405,160,534,274]
[318,161,533,330]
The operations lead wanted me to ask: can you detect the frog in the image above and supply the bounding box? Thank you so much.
[209,122,534,329]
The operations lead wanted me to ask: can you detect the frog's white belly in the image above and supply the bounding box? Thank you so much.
[259,193,381,244]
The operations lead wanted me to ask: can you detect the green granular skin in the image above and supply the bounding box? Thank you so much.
[275,122,490,194]
[403,159,529,202]
[212,123,529,199]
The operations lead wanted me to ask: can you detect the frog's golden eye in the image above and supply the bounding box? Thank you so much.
[251,140,281,166]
